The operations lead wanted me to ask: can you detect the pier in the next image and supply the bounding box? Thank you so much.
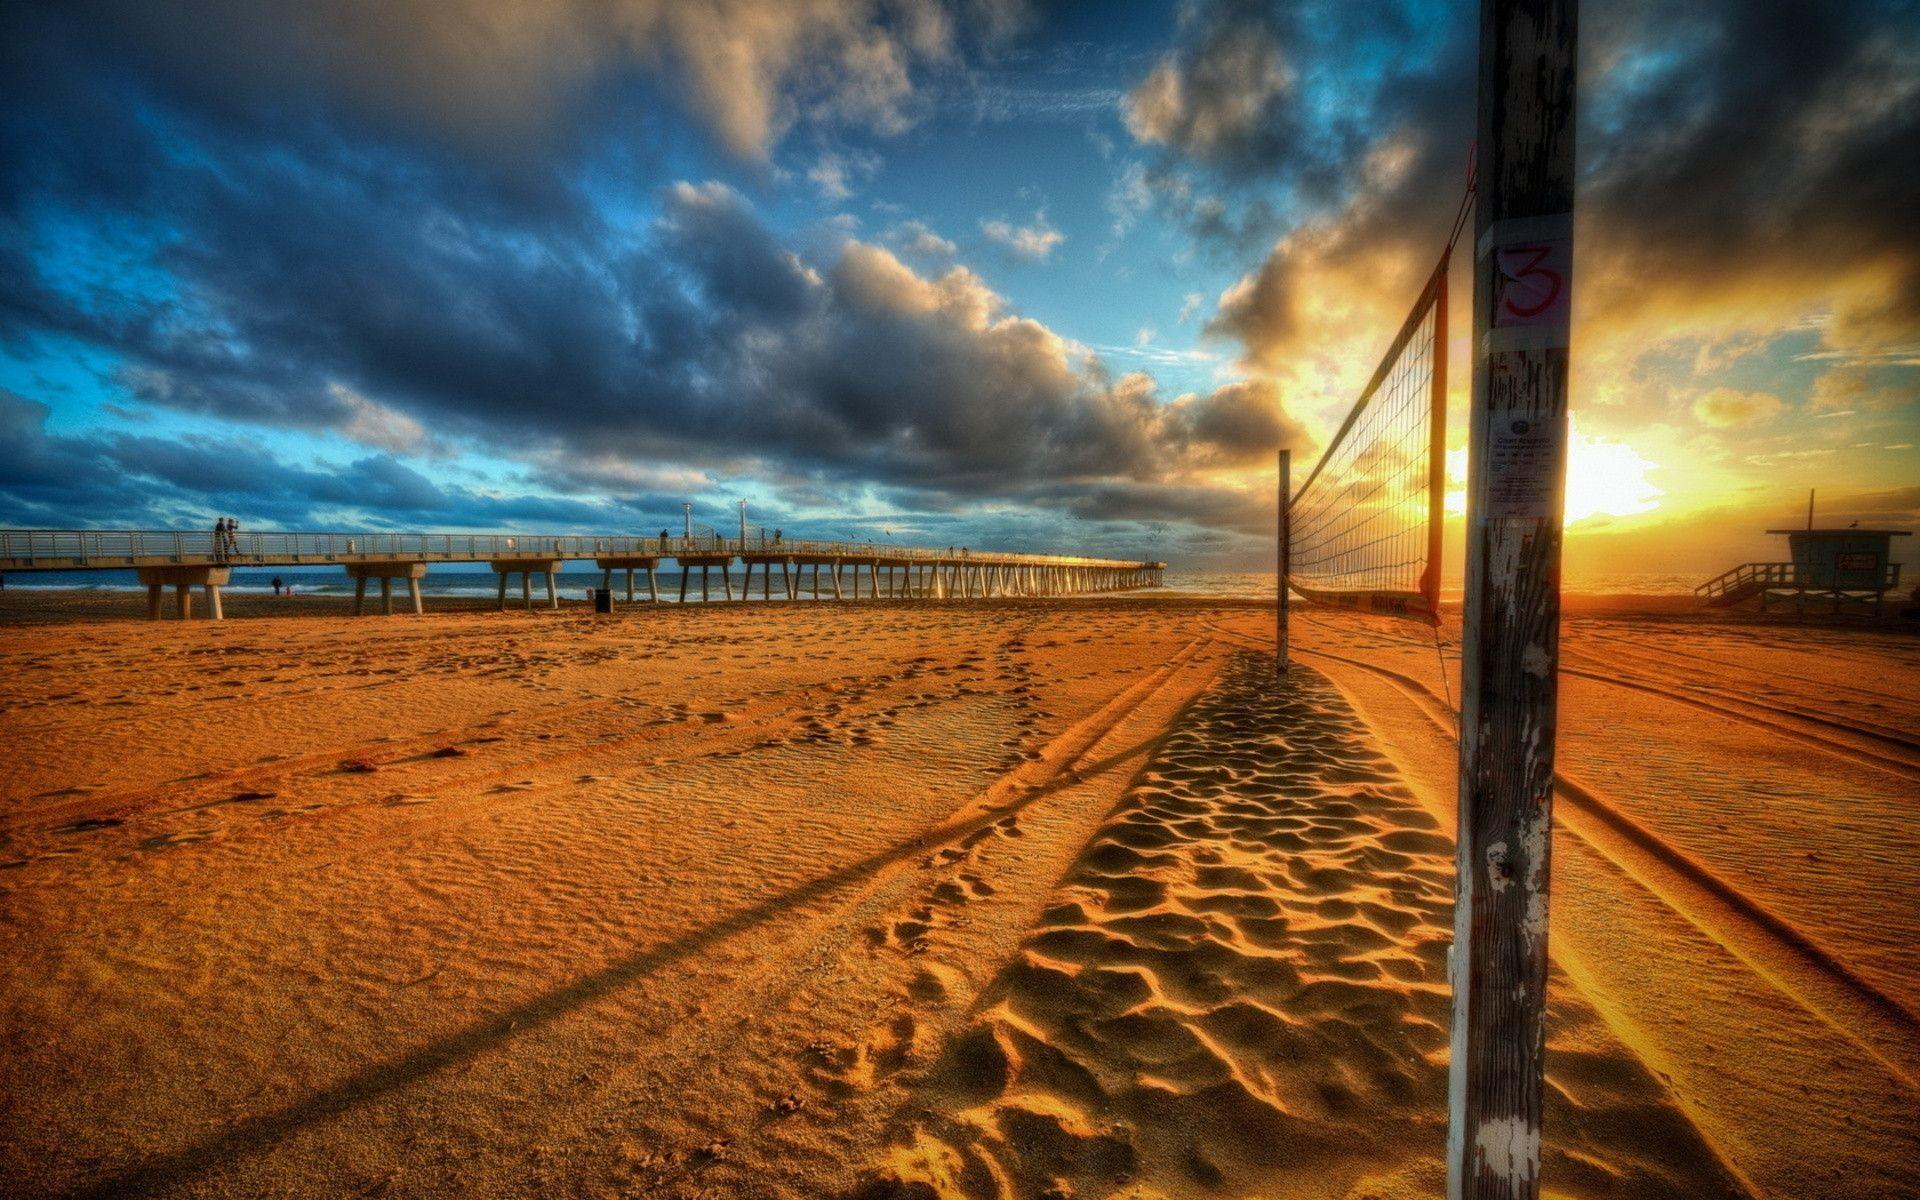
[0,529,1165,619]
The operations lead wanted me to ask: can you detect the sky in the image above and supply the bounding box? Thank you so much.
[1,0,1915,577]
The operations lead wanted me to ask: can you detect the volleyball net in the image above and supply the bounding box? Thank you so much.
[1286,252,1449,622]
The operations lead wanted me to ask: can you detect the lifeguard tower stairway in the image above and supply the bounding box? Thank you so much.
[1697,527,1909,613]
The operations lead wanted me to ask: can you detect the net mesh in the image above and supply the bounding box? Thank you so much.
[1287,256,1448,619]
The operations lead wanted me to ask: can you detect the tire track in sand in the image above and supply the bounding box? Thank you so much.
[1567,631,1918,717]
[1281,632,1920,1200]
[1557,649,1920,778]
[1288,637,1920,1082]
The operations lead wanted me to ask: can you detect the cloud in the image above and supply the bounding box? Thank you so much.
[980,211,1064,261]
[1155,0,1919,402]
[1161,378,1307,469]
[1122,0,1296,175]
[0,124,1302,545]
[886,220,957,259]
[1692,388,1785,428]
[1,0,1021,168]
[1811,367,1915,414]
[0,390,675,531]
[1578,1,1920,357]
[1107,161,1155,237]
[806,148,881,201]
[333,384,434,455]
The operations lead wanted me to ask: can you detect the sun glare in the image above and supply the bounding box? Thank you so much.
[1564,419,1663,524]
[1442,417,1662,525]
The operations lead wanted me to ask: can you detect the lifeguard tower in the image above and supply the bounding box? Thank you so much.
[1697,504,1909,614]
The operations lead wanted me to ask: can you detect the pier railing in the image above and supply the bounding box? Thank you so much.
[0,528,1162,572]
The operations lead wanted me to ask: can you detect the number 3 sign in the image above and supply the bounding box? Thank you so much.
[1494,237,1570,328]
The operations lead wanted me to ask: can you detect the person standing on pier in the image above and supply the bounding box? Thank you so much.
[225,518,240,559]
[212,517,228,562]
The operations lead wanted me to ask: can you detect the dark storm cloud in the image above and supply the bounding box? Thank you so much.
[1123,1,1459,209]
[1149,0,1920,369]
[1054,478,1277,536]
[1578,0,1920,351]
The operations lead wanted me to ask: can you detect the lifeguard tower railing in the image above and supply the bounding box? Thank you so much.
[1695,559,1903,607]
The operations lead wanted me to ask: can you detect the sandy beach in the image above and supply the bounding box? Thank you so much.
[2,594,1915,1198]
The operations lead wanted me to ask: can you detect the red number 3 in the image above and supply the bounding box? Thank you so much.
[1498,243,1562,318]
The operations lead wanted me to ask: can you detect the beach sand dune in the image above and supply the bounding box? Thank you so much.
[1,595,1913,1197]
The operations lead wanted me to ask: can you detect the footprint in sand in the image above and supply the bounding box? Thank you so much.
[54,817,123,834]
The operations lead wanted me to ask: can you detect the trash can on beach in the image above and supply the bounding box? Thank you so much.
[593,587,613,614]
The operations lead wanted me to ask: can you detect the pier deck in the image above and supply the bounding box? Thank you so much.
[0,529,1165,619]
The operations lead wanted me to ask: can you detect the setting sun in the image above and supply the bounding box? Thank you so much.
[1564,420,1663,524]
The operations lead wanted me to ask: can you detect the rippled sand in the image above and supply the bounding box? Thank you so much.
[863,654,1738,1199]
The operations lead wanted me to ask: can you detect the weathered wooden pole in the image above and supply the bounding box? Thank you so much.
[1449,2,1577,1198]
[1277,448,1291,676]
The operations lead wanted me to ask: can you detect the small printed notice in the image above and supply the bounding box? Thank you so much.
[1483,409,1566,520]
